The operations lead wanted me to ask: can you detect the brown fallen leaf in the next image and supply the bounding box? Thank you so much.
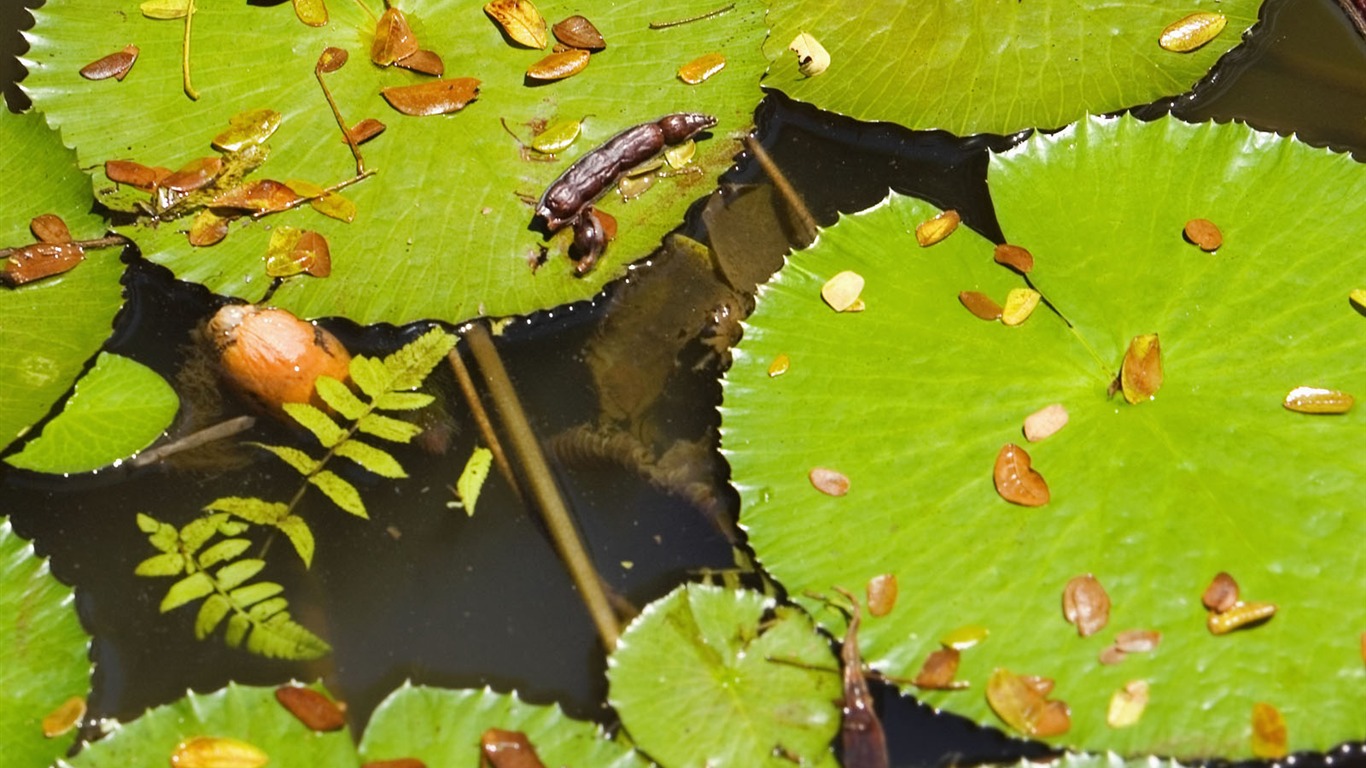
[161,157,223,193]
[30,214,72,244]
[211,180,302,213]
[914,647,967,690]
[1250,701,1288,758]
[397,49,445,76]
[993,243,1034,273]
[80,45,139,81]
[188,209,230,247]
[41,695,86,738]
[865,573,897,617]
[2,243,86,286]
[958,290,1002,320]
[347,118,387,145]
[1202,571,1239,613]
[1120,333,1162,404]
[553,15,605,50]
[105,159,168,191]
[372,6,420,66]
[485,0,548,48]
[986,668,1070,737]
[1062,574,1109,637]
[381,78,481,116]
[526,49,590,81]
[481,728,548,768]
[993,443,1049,506]
[275,685,346,731]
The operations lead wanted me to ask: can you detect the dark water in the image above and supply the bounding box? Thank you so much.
[3,1,1366,766]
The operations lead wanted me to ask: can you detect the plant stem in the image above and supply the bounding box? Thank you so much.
[182,0,199,100]
[742,134,818,245]
[316,62,366,176]
[649,2,735,29]
[464,322,621,650]
[447,346,521,504]
[0,234,129,260]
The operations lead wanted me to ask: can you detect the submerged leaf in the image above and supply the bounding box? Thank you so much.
[454,445,493,515]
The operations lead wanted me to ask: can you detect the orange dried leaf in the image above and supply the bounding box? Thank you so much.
[993,243,1034,273]
[1062,574,1109,636]
[211,180,301,213]
[30,214,72,244]
[1120,333,1162,404]
[526,49,590,81]
[865,573,898,617]
[958,290,1002,320]
[3,243,86,286]
[317,46,349,73]
[294,230,332,277]
[381,78,481,116]
[916,209,960,246]
[1202,571,1239,613]
[1184,218,1222,250]
[808,467,849,497]
[347,118,387,145]
[372,7,420,66]
[162,157,223,193]
[914,647,965,690]
[188,209,231,247]
[294,0,327,26]
[677,52,726,84]
[481,728,547,768]
[105,159,167,190]
[275,685,346,731]
[993,443,1049,507]
[1251,702,1289,758]
[80,45,139,81]
[169,736,268,768]
[41,695,86,738]
[485,0,548,49]
[397,49,445,76]
[1283,386,1354,414]
[553,15,605,50]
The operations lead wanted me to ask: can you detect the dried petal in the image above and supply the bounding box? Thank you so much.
[553,15,605,50]
[372,7,420,66]
[213,108,283,152]
[1022,403,1067,441]
[526,49,590,81]
[531,118,583,154]
[162,157,224,193]
[1000,288,1041,326]
[767,353,790,377]
[30,214,72,244]
[41,695,86,738]
[986,668,1069,737]
[958,290,1002,320]
[347,118,387,145]
[211,180,301,213]
[396,49,445,76]
[1114,629,1161,654]
[1120,333,1162,404]
[105,159,167,190]
[1202,571,1239,613]
[808,467,849,497]
[940,624,989,649]
[485,0,548,49]
[2,243,86,285]
[1062,574,1109,636]
[916,209,960,247]
[317,46,349,73]
[1283,386,1354,414]
[1208,601,1277,635]
[1183,218,1222,251]
[188,209,231,247]
[381,78,481,116]
[169,736,268,768]
[80,45,139,81]
[1160,12,1227,53]
[1251,702,1288,759]
[788,32,830,76]
[914,647,966,690]
[993,443,1049,507]
[993,243,1034,273]
[1106,680,1149,729]
[865,573,897,617]
[481,728,548,768]
[678,52,726,84]
[275,685,345,731]
[821,270,864,312]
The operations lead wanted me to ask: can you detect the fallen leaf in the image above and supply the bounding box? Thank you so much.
[788,31,830,76]
[1202,571,1240,613]
[821,270,864,312]
[2,243,86,286]
[396,49,445,76]
[485,0,548,49]
[1022,403,1068,442]
[140,0,189,19]
[677,52,726,84]
[1183,218,1222,250]
[526,49,590,81]
[105,159,167,190]
[294,230,332,277]
[553,15,605,50]
[161,156,223,193]
[30,213,72,244]
[41,695,86,738]
[993,443,1049,506]
[530,118,583,154]
[986,668,1069,737]
[940,624,989,649]
[372,7,420,66]
[317,46,348,73]
[1120,333,1162,403]
[1000,287,1041,325]
[1160,12,1228,53]
[1106,680,1149,728]
[664,139,696,169]
[1282,386,1354,414]
[865,573,897,617]
[808,467,850,496]
[311,192,357,223]
[275,685,346,731]
[993,243,1034,273]
[188,209,230,247]
[916,209,960,246]
[914,647,965,690]
[347,118,386,145]
[1114,629,1161,653]
[958,290,1002,320]
[212,108,283,152]
[211,179,301,213]
[767,353,790,377]
[265,226,306,277]
[481,728,548,768]
[79,45,139,81]
[1251,701,1289,758]
[293,0,327,26]
[1062,574,1109,636]
[169,736,269,768]
[381,78,481,116]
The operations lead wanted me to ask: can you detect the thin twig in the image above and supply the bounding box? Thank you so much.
[446,346,521,505]
[0,234,130,260]
[131,416,257,468]
[250,170,375,219]
[649,2,735,29]
[352,0,379,23]
[742,134,819,246]
[464,322,621,650]
[182,0,199,100]
[316,54,365,175]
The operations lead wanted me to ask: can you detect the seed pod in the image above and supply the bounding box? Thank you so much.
[206,304,352,416]
[767,353,790,377]
[80,45,139,81]
[1001,288,1041,326]
[41,695,86,738]
[381,78,481,116]
[2,243,86,286]
[1114,629,1161,654]
[105,159,167,190]
[1202,571,1239,613]
[788,31,830,76]
[485,0,548,49]
[275,685,346,731]
[914,647,966,690]
[372,7,419,66]
[941,624,989,649]
[993,443,1049,507]
[678,53,725,84]
[396,50,445,77]
[481,728,548,768]
[30,214,72,244]
[1106,680,1149,729]
[1183,218,1222,251]
[916,209,960,246]
[1023,403,1068,442]
[865,573,898,617]
[1251,702,1288,759]
[169,736,268,768]
[553,15,605,50]
[526,49,590,81]
[1208,601,1277,635]
[808,466,850,496]
[1159,12,1228,53]
[993,243,1034,273]
[1120,333,1162,404]
[1283,386,1354,414]
[958,291,1002,321]
[1062,574,1109,636]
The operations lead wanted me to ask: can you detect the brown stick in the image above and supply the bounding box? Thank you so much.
[742,134,819,246]
[446,346,521,504]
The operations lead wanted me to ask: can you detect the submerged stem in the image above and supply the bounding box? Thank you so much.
[446,346,521,504]
[743,134,818,246]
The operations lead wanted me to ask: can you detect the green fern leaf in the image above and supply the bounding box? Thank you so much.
[356,413,422,443]
[309,470,367,518]
[215,559,266,590]
[334,440,407,479]
[254,443,320,475]
[372,391,435,411]
[225,612,249,647]
[455,446,494,517]
[195,594,231,640]
[248,597,289,622]
[135,552,186,577]
[276,515,315,567]
[282,402,347,448]
[349,356,389,400]
[205,496,289,525]
[181,513,235,552]
[229,581,284,608]
[161,572,214,612]
[314,375,368,420]
[136,513,161,534]
[138,513,179,552]
[383,328,457,390]
[249,611,332,660]
[199,538,252,568]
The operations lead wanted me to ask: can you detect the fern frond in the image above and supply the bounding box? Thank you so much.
[253,443,320,475]
[282,402,347,448]
[383,328,458,390]
[314,375,368,419]
[334,440,406,479]
[372,391,435,411]
[204,497,314,566]
[199,538,252,568]
[135,552,186,577]
[309,470,367,518]
[356,413,422,443]
[161,572,214,612]
[215,558,266,590]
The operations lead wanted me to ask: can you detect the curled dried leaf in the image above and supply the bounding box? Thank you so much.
[1120,333,1162,404]
[993,243,1034,273]
[553,15,605,50]
[1106,680,1149,729]
[1208,601,1277,635]
[993,443,1049,507]
[1251,702,1288,758]
[788,31,830,76]
[958,290,1002,320]
[914,647,966,690]
[485,0,548,49]
[188,209,230,247]
[808,467,849,497]
[381,78,481,116]
[1283,386,1354,414]
[2,243,86,286]
[347,118,387,145]
[678,52,726,84]
[41,695,86,738]
[916,209,960,246]
[1183,218,1222,250]
[767,353,790,377]
[865,573,897,617]
[169,736,268,768]
[372,7,420,66]
[481,728,548,768]
[397,49,445,76]
[30,214,72,244]
[527,49,590,81]
[821,270,865,312]
[1114,629,1161,654]
[1000,288,1041,326]
[1023,403,1068,442]
[80,45,139,81]
[1160,12,1227,53]
[1062,574,1109,636]
[275,685,346,731]
[1202,571,1240,613]
[105,159,167,190]
[162,157,224,193]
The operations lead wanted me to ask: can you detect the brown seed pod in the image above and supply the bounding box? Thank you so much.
[808,467,850,496]
[677,52,726,84]
[381,78,481,116]
[2,243,86,286]
[41,695,86,738]
[1208,600,1277,635]
[481,728,548,768]
[527,49,590,81]
[1120,333,1162,404]
[865,573,898,617]
[275,685,346,731]
[916,209,960,246]
[1202,571,1239,613]
[913,647,966,690]
[993,243,1034,273]
[170,736,268,768]
[206,304,352,416]
[1159,12,1227,53]
[30,214,72,244]
[1251,701,1288,758]
[993,443,1050,507]
[1283,386,1354,414]
[1183,218,1222,251]
[1062,574,1109,637]
[80,45,139,81]
[958,291,1002,320]
[553,15,606,50]
[1114,629,1161,654]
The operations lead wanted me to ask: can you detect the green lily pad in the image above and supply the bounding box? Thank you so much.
[7,352,179,474]
[763,0,1260,135]
[22,0,766,326]
[0,518,91,767]
[721,115,1366,758]
[61,682,358,767]
[0,109,125,455]
[607,584,842,767]
[359,683,647,767]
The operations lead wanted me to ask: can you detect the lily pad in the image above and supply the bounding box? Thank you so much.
[6,352,179,474]
[60,682,358,767]
[359,683,647,767]
[721,116,1366,758]
[0,109,125,454]
[21,0,766,326]
[0,519,91,767]
[607,583,842,767]
[762,0,1261,135]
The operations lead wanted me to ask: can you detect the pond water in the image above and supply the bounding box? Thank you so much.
[2,0,1365,765]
